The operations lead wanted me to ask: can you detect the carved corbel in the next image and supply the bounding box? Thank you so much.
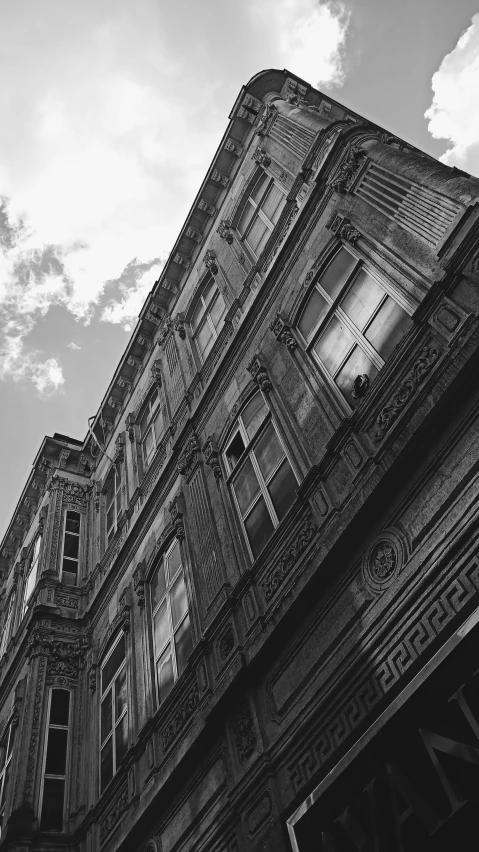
[204,250,218,276]
[217,220,233,244]
[253,146,271,168]
[119,588,132,634]
[125,413,136,443]
[329,146,367,194]
[94,482,102,514]
[177,434,200,477]
[173,313,186,340]
[246,356,273,394]
[270,314,298,353]
[203,438,223,483]
[168,493,186,541]
[38,506,48,534]
[150,360,162,386]
[87,649,98,693]
[326,214,361,245]
[114,434,125,466]
[133,562,146,608]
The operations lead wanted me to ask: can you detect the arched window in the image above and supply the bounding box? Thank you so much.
[139,387,164,468]
[150,539,192,704]
[100,634,127,791]
[0,717,16,837]
[21,535,42,619]
[40,689,70,831]
[237,171,286,257]
[105,466,123,547]
[61,510,80,586]
[223,390,298,559]
[297,246,412,406]
[191,275,227,362]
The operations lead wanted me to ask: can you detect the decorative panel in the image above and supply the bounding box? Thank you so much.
[269,114,315,159]
[164,335,184,413]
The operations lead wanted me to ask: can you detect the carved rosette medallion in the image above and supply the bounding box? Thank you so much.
[363,531,405,593]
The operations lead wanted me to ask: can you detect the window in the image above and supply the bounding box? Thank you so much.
[191,276,227,362]
[237,171,286,257]
[139,388,164,468]
[0,595,14,658]
[224,391,298,559]
[100,634,127,792]
[150,540,192,704]
[0,719,16,837]
[297,247,412,407]
[105,466,123,546]
[40,689,70,831]
[21,535,42,619]
[61,511,80,586]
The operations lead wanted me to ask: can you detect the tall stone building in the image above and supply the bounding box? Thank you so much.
[1,68,479,851]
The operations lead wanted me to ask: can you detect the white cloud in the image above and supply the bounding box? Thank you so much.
[425,14,479,176]
[0,332,64,397]
[101,257,165,331]
[67,342,81,350]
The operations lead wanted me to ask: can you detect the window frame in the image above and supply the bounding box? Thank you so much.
[60,509,81,586]
[139,387,165,469]
[149,538,193,706]
[0,717,16,837]
[39,688,71,832]
[223,391,299,561]
[99,632,128,793]
[296,244,413,410]
[190,275,227,363]
[236,170,286,258]
[21,534,42,620]
[0,594,15,658]
[105,466,123,547]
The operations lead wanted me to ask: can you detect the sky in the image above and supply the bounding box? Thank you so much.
[1,0,479,536]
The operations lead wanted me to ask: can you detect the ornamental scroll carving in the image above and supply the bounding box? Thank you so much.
[373,345,441,443]
[262,519,318,601]
[329,146,367,194]
[270,314,297,353]
[27,632,87,680]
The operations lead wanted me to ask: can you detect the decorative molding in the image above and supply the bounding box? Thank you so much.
[203,438,223,482]
[218,625,235,660]
[232,702,257,764]
[100,785,129,842]
[211,168,229,188]
[150,360,162,385]
[133,562,146,608]
[327,213,361,245]
[27,632,86,680]
[168,493,186,541]
[329,146,367,194]
[119,588,132,634]
[77,454,91,474]
[162,680,200,751]
[177,435,200,477]
[173,313,186,340]
[173,252,190,270]
[204,250,219,276]
[246,356,272,394]
[253,146,271,168]
[269,314,297,353]
[137,335,152,349]
[127,355,141,369]
[47,476,89,509]
[373,345,441,442]
[198,198,216,216]
[256,103,278,137]
[58,449,70,469]
[224,138,243,156]
[185,226,203,244]
[117,376,132,393]
[56,594,78,609]
[262,519,318,601]
[217,219,233,244]
[107,395,122,412]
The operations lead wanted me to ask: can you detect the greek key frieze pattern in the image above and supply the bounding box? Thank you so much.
[288,556,479,794]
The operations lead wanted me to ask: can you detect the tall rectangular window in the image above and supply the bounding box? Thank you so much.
[0,595,15,658]
[224,391,298,559]
[237,171,285,257]
[40,689,70,831]
[150,541,192,704]
[105,466,123,547]
[191,275,227,362]
[21,535,42,619]
[100,634,127,792]
[0,718,16,837]
[139,388,164,468]
[61,511,80,586]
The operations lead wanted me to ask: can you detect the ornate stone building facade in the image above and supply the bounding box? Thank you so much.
[1,69,479,851]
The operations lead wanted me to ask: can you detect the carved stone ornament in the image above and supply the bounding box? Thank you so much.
[162,680,200,751]
[373,345,441,443]
[127,355,141,369]
[233,703,257,764]
[186,226,203,244]
[119,588,131,633]
[370,542,397,581]
[94,482,102,513]
[256,103,278,137]
[363,532,404,593]
[137,334,152,349]
[150,359,162,385]
[47,476,89,509]
[203,438,223,483]
[133,563,146,608]
[173,313,186,340]
[174,252,190,269]
[253,146,271,168]
[270,314,297,353]
[108,395,122,411]
[262,519,318,600]
[58,449,70,469]
[217,219,234,244]
[204,249,219,276]
[125,414,135,443]
[351,373,370,400]
[218,625,235,660]
[27,632,87,679]
[211,168,229,188]
[198,198,216,216]
[100,786,129,841]
[327,214,361,245]
[246,357,273,394]
[225,138,242,156]
[114,434,125,466]
[177,435,200,477]
[168,493,186,541]
[329,146,367,194]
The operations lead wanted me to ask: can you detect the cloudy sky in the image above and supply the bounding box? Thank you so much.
[1,0,479,535]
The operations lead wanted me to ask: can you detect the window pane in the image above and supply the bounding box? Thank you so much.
[225,431,245,471]
[318,248,357,300]
[40,778,65,831]
[65,512,80,534]
[298,289,329,341]
[268,459,297,521]
[0,762,10,808]
[62,562,77,586]
[201,277,216,306]
[170,572,188,629]
[167,541,181,580]
[115,712,128,766]
[100,738,113,791]
[101,636,125,694]
[191,300,205,333]
[237,202,255,237]
[63,533,79,560]
[246,217,269,255]
[150,387,159,412]
[175,615,193,676]
[233,458,260,514]
[196,318,214,359]
[340,270,384,330]
[209,293,226,331]
[101,692,113,743]
[143,428,154,462]
[250,171,268,203]
[365,296,412,360]
[45,728,68,775]
[6,725,15,759]
[0,740,7,774]
[153,600,169,654]
[244,497,275,558]
[115,666,127,721]
[335,345,379,405]
[151,561,166,609]
[313,316,355,376]
[241,392,268,441]
[139,408,149,437]
[261,183,284,224]
[50,690,70,726]
[157,648,174,703]
[254,422,284,481]
[105,475,115,505]
[153,408,164,443]
[106,505,115,534]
